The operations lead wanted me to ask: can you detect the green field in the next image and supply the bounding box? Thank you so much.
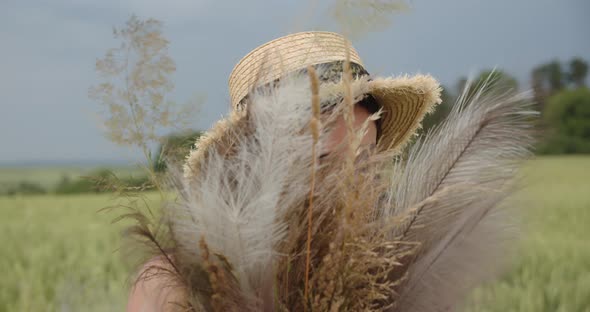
[465,156,590,312]
[1,156,589,311]
[0,194,130,311]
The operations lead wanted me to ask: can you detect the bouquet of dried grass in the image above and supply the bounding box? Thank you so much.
[123,66,536,311]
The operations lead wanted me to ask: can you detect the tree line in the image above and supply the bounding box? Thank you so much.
[421,57,589,154]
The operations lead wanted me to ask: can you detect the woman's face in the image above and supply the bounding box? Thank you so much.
[323,104,377,157]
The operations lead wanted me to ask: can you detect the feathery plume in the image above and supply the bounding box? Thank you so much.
[123,70,536,311]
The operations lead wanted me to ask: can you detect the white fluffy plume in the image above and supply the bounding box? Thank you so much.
[165,71,323,301]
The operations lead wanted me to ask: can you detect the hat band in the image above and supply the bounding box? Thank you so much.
[237,60,370,109]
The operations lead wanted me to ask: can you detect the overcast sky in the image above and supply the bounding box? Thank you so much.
[1,0,589,165]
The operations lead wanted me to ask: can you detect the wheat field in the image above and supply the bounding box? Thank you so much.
[1,156,589,311]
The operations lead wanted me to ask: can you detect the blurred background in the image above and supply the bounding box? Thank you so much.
[1,0,589,311]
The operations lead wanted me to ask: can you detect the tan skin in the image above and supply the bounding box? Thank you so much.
[127,104,378,312]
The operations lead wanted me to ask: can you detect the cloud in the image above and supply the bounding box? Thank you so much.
[118,0,211,24]
[0,0,588,163]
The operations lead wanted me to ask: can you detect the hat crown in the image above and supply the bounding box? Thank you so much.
[228,31,363,109]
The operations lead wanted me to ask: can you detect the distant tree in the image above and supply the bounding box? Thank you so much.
[153,130,203,172]
[53,169,149,194]
[420,86,455,134]
[540,87,590,154]
[55,173,99,194]
[475,69,518,91]
[3,182,46,196]
[455,70,518,104]
[546,60,565,92]
[567,57,588,88]
[531,60,567,112]
[531,66,550,112]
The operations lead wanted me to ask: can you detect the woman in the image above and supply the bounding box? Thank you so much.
[126,31,532,311]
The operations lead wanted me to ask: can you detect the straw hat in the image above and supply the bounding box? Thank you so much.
[185,31,441,177]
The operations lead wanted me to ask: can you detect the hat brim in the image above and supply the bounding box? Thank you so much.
[315,73,441,153]
[368,74,442,154]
